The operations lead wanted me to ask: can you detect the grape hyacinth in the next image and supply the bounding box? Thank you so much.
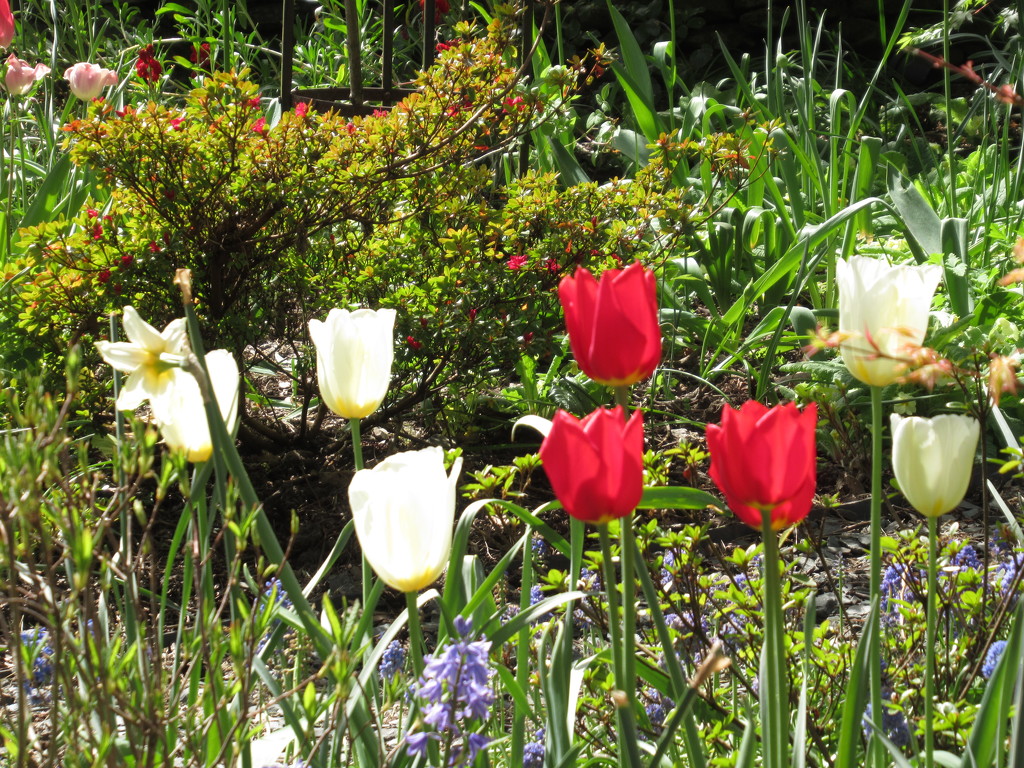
[522,728,545,768]
[379,639,407,682]
[643,687,675,732]
[529,585,552,623]
[19,627,54,704]
[862,691,911,749]
[531,533,551,559]
[406,616,494,766]
[982,640,1008,679]
[257,578,294,654]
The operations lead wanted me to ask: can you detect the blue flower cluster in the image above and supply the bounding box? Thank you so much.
[880,564,918,627]
[531,534,551,559]
[379,639,407,682]
[522,728,545,768]
[643,687,675,731]
[406,617,494,766]
[529,585,552,624]
[257,578,294,654]
[20,627,54,704]
[862,693,911,749]
[982,640,1008,679]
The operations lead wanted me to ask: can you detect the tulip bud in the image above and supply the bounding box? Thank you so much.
[836,256,942,387]
[890,413,979,518]
[0,0,13,50]
[348,447,462,593]
[64,62,118,100]
[3,54,48,95]
[706,401,817,530]
[309,308,396,419]
[558,261,661,387]
[539,406,644,525]
[157,349,240,463]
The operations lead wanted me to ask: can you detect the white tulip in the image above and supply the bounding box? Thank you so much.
[308,308,396,419]
[95,305,190,421]
[837,256,942,387]
[890,413,979,518]
[348,446,462,593]
[158,350,240,463]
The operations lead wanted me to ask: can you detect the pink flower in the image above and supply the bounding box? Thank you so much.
[0,0,13,50]
[64,62,118,100]
[251,117,268,135]
[169,117,184,131]
[3,54,49,95]
[507,254,528,270]
[295,101,309,117]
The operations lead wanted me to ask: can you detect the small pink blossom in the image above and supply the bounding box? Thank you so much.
[251,117,268,135]
[294,101,309,117]
[507,254,528,270]
[64,62,118,100]
[3,54,49,95]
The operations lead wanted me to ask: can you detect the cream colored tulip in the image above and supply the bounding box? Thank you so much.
[95,305,189,422]
[890,413,979,518]
[308,308,396,419]
[837,256,942,387]
[158,350,240,463]
[348,447,462,593]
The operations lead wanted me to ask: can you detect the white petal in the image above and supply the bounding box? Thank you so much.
[160,318,189,355]
[121,305,165,352]
[95,341,149,373]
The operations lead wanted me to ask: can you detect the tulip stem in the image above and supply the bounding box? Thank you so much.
[760,511,788,768]
[868,385,884,768]
[599,524,642,768]
[613,385,630,411]
[924,516,938,768]
[350,417,374,620]
[620,515,638,714]
[405,590,426,679]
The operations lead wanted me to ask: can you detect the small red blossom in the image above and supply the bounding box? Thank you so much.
[407,335,422,350]
[190,42,211,70]
[251,117,268,135]
[418,0,449,21]
[91,223,103,240]
[468,307,478,322]
[523,331,534,344]
[345,122,356,135]
[546,258,560,273]
[121,254,134,266]
[97,269,111,284]
[420,318,428,328]
[295,101,309,117]
[436,41,452,52]
[507,254,528,270]
[86,208,99,219]
[247,97,261,109]
[372,108,387,118]
[502,95,526,113]
[169,117,184,131]
[116,108,128,118]
[148,241,159,253]
[135,45,162,84]
[113,283,123,294]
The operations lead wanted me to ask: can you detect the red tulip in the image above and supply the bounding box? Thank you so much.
[558,262,661,387]
[539,406,644,525]
[706,401,817,530]
[0,0,13,49]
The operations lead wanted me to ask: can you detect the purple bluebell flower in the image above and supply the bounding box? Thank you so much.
[379,639,407,682]
[405,617,495,766]
[531,534,551,559]
[660,551,676,589]
[523,728,545,768]
[952,545,981,570]
[529,585,552,623]
[257,578,293,654]
[983,640,1008,679]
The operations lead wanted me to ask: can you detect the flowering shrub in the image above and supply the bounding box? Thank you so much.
[8,13,699,423]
